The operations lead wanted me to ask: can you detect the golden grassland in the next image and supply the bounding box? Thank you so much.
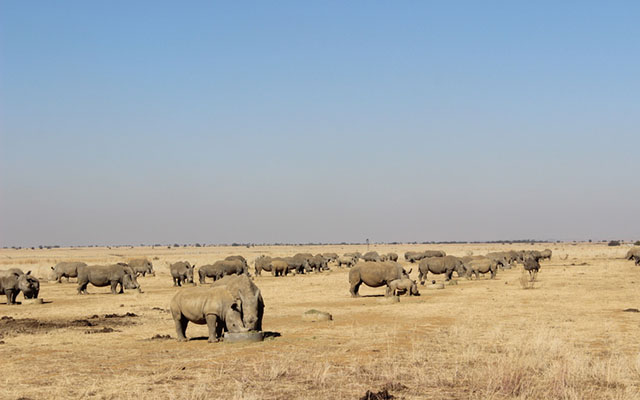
[0,243,639,400]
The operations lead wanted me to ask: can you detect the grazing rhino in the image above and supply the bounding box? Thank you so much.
[523,257,540,279]
[0,270,40,303]
[307,254,328,272]
[170,286,248,343]
[349,261,412,297]
[388,278,420,296]
[198,259,247,284]
[211,274,264,331]
[254,255,273,276]
[418,256,466,285]
[284,256,311,274]
[464,257,498,280]
[51,262,87,283]
[322,253,339,262]
[225,255,249,271]
[627,247,640,265]
[337,256,357,268]
[385,252,399,262]
[540,249,552,261]
[270,259,289,277]
[170,261,195,286]
[128,259,155,277]
[344,252,362,260]
[362,251,382,262]
[77,263,141,294]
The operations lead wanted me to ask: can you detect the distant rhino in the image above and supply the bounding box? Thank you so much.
[254,255,273,276]
[77,263,141,294]
[51,262,87,283]
[418,256,465,284]
[170,261,195,286]
[388,278,419,296]
[128,259,155,277]
[349,261,411,297]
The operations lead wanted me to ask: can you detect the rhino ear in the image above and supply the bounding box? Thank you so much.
[26,270,31,275]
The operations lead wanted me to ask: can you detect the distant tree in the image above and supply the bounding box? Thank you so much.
[634,241,640,246]
[608,240,621,247]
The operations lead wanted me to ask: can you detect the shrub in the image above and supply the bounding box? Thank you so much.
[608,240,621,247]
[634,241,640,246]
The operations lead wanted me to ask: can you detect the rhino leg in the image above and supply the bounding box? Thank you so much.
[205,314,221,343]
[350,280,361,297]
[445,269,453,281]
[174,315,188,342]
[110,280,119,294]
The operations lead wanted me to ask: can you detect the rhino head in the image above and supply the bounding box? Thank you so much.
[123,272,142,292]
[19,272,40,299]
[224,299,249,333]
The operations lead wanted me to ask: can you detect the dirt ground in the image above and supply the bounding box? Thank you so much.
[0,243,639,400]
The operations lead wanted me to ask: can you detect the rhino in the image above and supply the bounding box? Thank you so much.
[128,259,155,277]
[349,261,412,297]
[198,259,247,284]
[337,255,357,268]
[225,255,249,271]
[211,274,264,331]
[284,256,311,274]
[51,262,87,283]
[388,278,420,296]
[254,255,273,276]
[404,251,427,263]
[344,252,362,260]
[170,261,195,286]
[170,286,248,343]
[540,249,552,261]
[362,251,381,262]
[321,253,339,262]
[309,254,328,272]
[77,263,141,294]
[627,247,640,265]
[270,259,289,277]
[418,256,466,285]
[463,257,498,280]
[0,270,40,303]
[385,252,399,262]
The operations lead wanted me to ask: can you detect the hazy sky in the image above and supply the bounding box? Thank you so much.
[1,2,639,246]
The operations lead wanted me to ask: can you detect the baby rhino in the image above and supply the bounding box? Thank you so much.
[170,286,248,343]
[388,278,420,296]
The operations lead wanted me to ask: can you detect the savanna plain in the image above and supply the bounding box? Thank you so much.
[0,243,639,400]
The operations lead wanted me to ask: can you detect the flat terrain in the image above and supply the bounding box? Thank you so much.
[0,243,639,400]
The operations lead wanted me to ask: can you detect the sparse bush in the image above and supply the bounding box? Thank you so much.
[635,241,640,246]
[608,240,621,247]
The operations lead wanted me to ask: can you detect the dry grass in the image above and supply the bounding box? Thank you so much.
[0,243,639,399]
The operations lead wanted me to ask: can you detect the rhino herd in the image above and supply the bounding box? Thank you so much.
[13,244,640,344]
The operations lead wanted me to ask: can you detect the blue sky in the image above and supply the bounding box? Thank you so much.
[1,1,639,246]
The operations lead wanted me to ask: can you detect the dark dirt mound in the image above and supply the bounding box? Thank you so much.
[360,389,394,400]
[104,312,138,318]
[0,313,138,339]
[85,327,119,334]
[150,334,172,340]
